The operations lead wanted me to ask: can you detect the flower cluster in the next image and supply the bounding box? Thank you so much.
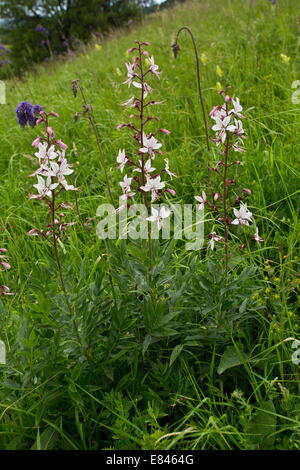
[22,108,78,238]
[16,102,44,128]
[210,95,245,151]
[195,88,263,251]
[116,41,176,226]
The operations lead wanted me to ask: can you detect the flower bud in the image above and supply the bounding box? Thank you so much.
[47,126,55,139]
[166,188,176,196]
[32,137,42,147]
[55,139,68,150]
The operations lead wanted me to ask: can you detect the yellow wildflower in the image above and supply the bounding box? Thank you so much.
[280,53,290,64]
[216,81,223,92]
[201,53,208,65]
[216,65,223,77]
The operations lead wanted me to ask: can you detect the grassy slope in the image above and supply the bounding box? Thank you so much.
[0,0,299,450]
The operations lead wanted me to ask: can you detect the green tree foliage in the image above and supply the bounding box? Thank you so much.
[0,0,139,75]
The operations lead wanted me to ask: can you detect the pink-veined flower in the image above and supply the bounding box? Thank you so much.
[140,175,165,202]
[119,174,135,201]
[117,149,128,172]
[208,232,223,250]
[164,159,176,179]
[146,206,171,230]
[31,175,59,199]
[231,202,253,226]
[121,96,136,107]
[212,115,236,143]
[34,142,58,162]
[45,159,74,187]
[230,97,244,119]
[132,81,152,97]
[194,191,207,210]
[133,159,156,175]
[123,62,137,87]
[139,133,162,158]
[148,56,160,79]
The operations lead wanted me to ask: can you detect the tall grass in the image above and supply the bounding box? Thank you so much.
[0,0,299,450]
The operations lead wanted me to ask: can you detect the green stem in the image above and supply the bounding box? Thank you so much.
[138,43,153,271]
[78,86,114,206]
[50,187,82,347]
[223,104,230,280]
[174,26,210,151]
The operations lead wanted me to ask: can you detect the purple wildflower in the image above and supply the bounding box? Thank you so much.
[0,45,10,53]
[36,25,49,36]
[16,101,44,128]
[33,104,44,115]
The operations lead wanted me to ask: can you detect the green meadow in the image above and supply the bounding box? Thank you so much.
[0,0,299,450]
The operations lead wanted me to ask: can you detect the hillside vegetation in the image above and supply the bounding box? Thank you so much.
[0,0,299,450]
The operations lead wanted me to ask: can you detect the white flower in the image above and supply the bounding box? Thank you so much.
[210,104,227,121]
[148,56,160,79]
[208,232,223,250]
[232,119,245,139]
[230,97,244,118]
[45,159,78,190]
[139,133,162,158]
[146,206,170,230]
[34,142,58,162]
[132,81,152,97]
[45,159,73,184]
[140,175,165,202]
[164,159,176,179]
[212,115,236,143]
[31,175,58,199]
[231,202,253,226]
[143,82,152,97]
[120,174,132,193]
[194,191,207,210]
[123,62,136,87]
[117,149,128,172]
[119,174,135,201]
[121,96,136,107]
[133,159,155,174]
